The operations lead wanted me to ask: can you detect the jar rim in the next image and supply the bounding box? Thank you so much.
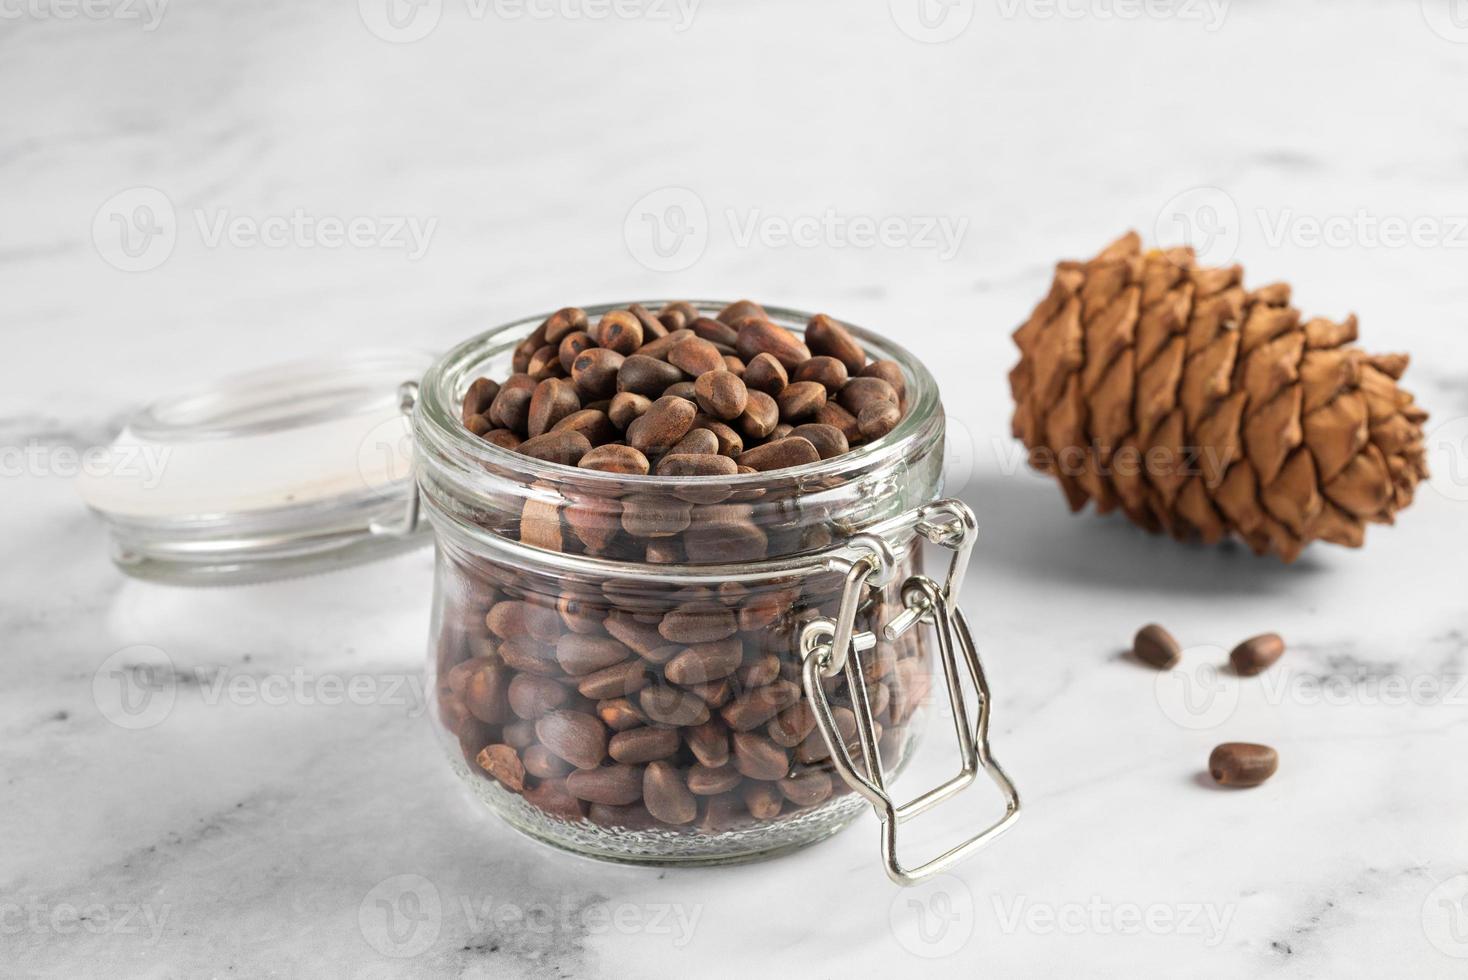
[415,299,941,490]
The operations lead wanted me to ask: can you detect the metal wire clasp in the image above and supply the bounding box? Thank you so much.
[799,499,1021,886]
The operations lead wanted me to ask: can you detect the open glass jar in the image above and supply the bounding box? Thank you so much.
[79,298,1019,884]
[417,302,1019,880]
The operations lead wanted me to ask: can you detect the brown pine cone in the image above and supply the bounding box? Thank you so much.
[1009,231,1429,562]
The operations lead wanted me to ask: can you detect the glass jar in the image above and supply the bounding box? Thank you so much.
[76,300,1019,884]
[415,302,1017,878]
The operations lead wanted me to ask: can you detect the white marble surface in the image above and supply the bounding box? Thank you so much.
[5,1,1468,976]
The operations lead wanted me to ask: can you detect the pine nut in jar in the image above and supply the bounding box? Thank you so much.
[419,300,1020,879]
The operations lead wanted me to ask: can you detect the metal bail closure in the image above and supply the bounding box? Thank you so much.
[798,499,1021,886]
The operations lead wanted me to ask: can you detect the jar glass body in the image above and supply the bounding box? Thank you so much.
[417,302,945,864]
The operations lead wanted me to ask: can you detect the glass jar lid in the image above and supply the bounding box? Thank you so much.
[76,349,435,585]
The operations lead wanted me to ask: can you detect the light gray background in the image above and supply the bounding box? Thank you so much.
[5,1,1468,976]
